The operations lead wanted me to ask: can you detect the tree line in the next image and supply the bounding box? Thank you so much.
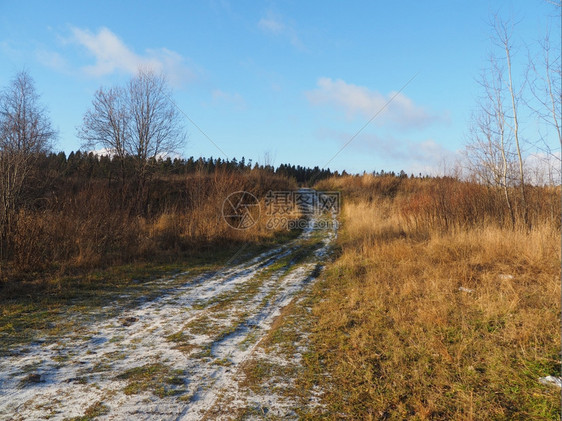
[34,150,338,183]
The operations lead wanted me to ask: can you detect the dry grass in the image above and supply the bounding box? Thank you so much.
[302,176,561,420]
[0,169,296,285]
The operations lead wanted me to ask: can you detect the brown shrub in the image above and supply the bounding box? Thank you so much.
[1,168,296,278]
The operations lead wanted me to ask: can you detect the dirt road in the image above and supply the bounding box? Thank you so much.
[0,215,336,420]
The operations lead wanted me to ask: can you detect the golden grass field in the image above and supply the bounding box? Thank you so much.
[300,175,561,420]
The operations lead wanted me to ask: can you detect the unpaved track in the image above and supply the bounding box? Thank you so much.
[0,216,336,420]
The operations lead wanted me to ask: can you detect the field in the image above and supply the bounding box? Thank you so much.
[292,175,561,420]
[0,172,560,420]
[1,1,560,419]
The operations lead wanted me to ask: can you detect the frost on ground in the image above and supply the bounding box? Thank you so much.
[0,215,336,420]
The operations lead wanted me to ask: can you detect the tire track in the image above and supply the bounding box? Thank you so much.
[0,216,336,420]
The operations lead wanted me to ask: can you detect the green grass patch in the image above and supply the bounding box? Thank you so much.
[68,400,110,420]
[115,363,185,398]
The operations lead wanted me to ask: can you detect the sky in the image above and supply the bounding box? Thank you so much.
[0,0,560,175]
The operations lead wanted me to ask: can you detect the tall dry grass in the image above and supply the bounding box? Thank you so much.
[305,175,561,420]
[1,169,296,287]
[317,174,560,231]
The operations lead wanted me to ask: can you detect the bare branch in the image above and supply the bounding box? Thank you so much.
[0,70,56,257]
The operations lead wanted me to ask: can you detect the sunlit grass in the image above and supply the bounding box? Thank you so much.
[299,178,561,420]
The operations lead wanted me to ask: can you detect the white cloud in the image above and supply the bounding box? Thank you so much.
[68,27,195,86]
[316,128,459,175]
[88,147,180,160]
[35,49,67,71]
[258,17,285,34]
[525,151,561,185]
[258,12,303,49]
[306,77,442,130]
[211,89,246,110]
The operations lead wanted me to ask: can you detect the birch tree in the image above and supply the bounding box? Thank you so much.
[466,53,517,228]
[492,17,529,227]
[0,71,55,258]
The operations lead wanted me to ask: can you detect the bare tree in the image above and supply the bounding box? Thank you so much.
[78,86,129,185]
[466,111,504,186]
[78,68,186,210]
[467,12,559,226]
[492,17,529,227]
[127,68,185,210]
[494,16,529,225]
[127,68,185,179]
[466,53,517,227]
[0,70,55,258]
[528,28,561,152]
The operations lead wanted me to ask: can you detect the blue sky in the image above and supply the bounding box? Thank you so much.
[0,0,559,174]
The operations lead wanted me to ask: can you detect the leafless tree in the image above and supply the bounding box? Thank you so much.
[466,53,517,227]
[528,28,561,152]
[127,68,185,210]
[127,68,185,180]
[78,67,186,210]
[78,86,129,184]
[0,70,55,258]
[467,12,560,225]
[492,16,529,227]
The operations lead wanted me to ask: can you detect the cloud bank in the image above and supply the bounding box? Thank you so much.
[68,27,195,86]
[316,128,459,175]
[306,77,442,130]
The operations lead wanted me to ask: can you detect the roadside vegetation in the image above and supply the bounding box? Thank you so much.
[297,174,561,420]
[0,69,335,301]
[0,148,316,354]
